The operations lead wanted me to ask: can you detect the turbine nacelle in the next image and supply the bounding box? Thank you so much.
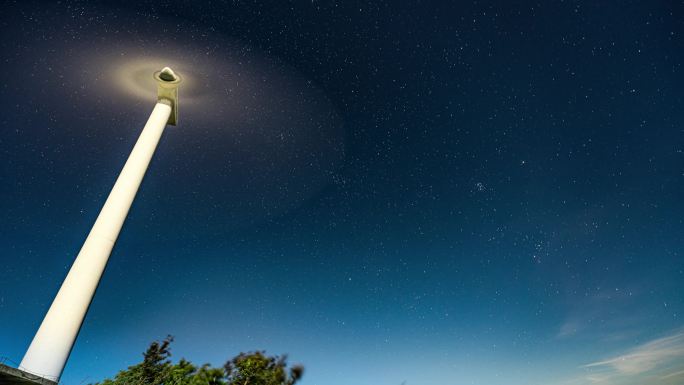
[154,66,181,125]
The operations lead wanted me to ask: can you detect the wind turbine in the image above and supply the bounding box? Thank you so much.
[17,67,181,383]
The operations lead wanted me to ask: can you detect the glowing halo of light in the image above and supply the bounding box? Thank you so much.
[111,57,205,107]
[88,46,346,229]
[0,3,347,231]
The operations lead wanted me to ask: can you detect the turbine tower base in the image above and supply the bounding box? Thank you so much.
[0,363,57,385]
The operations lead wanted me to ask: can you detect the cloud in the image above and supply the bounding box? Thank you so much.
[660,369,684,380]
[584,330,684,375]
[554,287,653,342]
[556,320,579,338]
[557,328,684,385]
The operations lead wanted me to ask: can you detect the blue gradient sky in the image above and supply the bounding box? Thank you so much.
[1,1,684,384]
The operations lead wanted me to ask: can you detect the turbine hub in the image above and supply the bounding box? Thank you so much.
[158,66,178,82]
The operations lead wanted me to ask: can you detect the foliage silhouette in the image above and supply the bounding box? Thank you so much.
[93,336,303,385]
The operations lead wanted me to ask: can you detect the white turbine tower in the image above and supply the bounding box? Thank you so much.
[19,67,181,382]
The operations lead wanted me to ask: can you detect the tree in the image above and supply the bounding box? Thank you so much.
[141,335,174,384]
[224,351,303,385]
[92,337,303,385]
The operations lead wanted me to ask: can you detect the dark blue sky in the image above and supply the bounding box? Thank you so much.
[1,1,683,384]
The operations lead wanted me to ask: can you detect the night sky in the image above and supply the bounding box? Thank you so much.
[1,1,684,384]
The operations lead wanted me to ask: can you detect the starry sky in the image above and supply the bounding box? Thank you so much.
[1,1,684,384]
